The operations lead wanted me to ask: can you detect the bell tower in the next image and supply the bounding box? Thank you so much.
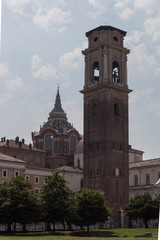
[81,26,132,224]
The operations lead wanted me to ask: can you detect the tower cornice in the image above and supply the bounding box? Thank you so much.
[80,82,132,94]
[82,44,130,56]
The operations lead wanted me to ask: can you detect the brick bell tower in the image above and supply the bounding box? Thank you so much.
[81,26,132,223]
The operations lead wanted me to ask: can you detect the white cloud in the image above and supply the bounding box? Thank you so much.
[5,77,23,91]
[120,8,133,20]
[0,63,9,78]
[156,46,160,55]
[134,0,159,14]
[148,102,160,118]
[114,0,133,20]
[114,0,130,9]
[0,94,13,107]
[58,27,67,33]
[31,54,41,70]
[33,7,72,31]
[5,0,31,14]
[130,88,154,104]
[144,15,160,41]
[59,47,83,70]
[125,31,143,45]
[32,64,57,80]
[31,55,58,80]
[88,0,108,17]
[128,43,156,74]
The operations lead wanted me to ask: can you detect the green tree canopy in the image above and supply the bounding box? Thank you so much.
[41,172,75,230]
[76,188,111,231]
[125,192,156,228]
[0,175,41,231]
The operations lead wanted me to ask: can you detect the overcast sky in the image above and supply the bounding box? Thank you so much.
[1,0,160,160]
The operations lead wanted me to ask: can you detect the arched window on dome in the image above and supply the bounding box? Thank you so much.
[69,135,77,153]
[44,134,53,153]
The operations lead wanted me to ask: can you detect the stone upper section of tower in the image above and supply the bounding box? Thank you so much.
[36,87,74,134]
[85,25,129,50]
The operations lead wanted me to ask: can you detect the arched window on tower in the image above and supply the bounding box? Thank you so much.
[44,134,53,153]
[112,61,120,82]
[92,61,99,83]
[69,135,77,153]
[92,103,98,116]
[114,103,119,116]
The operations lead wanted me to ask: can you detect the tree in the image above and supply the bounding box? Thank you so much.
[125,193,156,228]
[76,188,111,231]
[41,172,75,231]
[0,181,13,231]
[0,175,41,231]
[152,194,160,219]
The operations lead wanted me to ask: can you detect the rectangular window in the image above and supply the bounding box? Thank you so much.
[34,157,40,164]
[24,156,29,162]
[2,170,8,178]
[15,171,20,176]
[25,175,29,181]
[35,176,39,184]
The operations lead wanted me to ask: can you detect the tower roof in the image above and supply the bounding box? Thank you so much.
[86,25,127,37]
[39,87,74,133]
[51,86,64,113]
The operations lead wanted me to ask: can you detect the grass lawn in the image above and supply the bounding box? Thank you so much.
[0,228,158,240]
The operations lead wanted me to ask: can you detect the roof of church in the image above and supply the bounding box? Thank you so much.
[0,138,45,152]
[0,152,25,164]
[129,158,160,169]
[39,87,75,134]
[55,165,83,173]
[51,86,64,113]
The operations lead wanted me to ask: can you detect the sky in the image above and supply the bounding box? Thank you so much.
[0,0,160,160]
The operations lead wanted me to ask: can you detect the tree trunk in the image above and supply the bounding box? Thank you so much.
[45,222,51,231]
[7,223,12,232]
[87,225,89,232]
[62,221,65,230]
[52,222,55,232]
[13,222,16,232]
[144,219,149,228]
[22,223,27,232]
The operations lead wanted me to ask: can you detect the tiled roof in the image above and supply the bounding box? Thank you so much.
[55,166,83,173]
[0,139,45,152]
[129,158,160,169]
[0,152,25,163]
[129,148,144,154]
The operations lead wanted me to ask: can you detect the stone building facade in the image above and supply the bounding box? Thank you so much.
[129,157,160,199]
[0,137,46,168]
[32,87,81,169]
[0,152,25,182]
[0,151,83,193]
[81,25,131,222]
